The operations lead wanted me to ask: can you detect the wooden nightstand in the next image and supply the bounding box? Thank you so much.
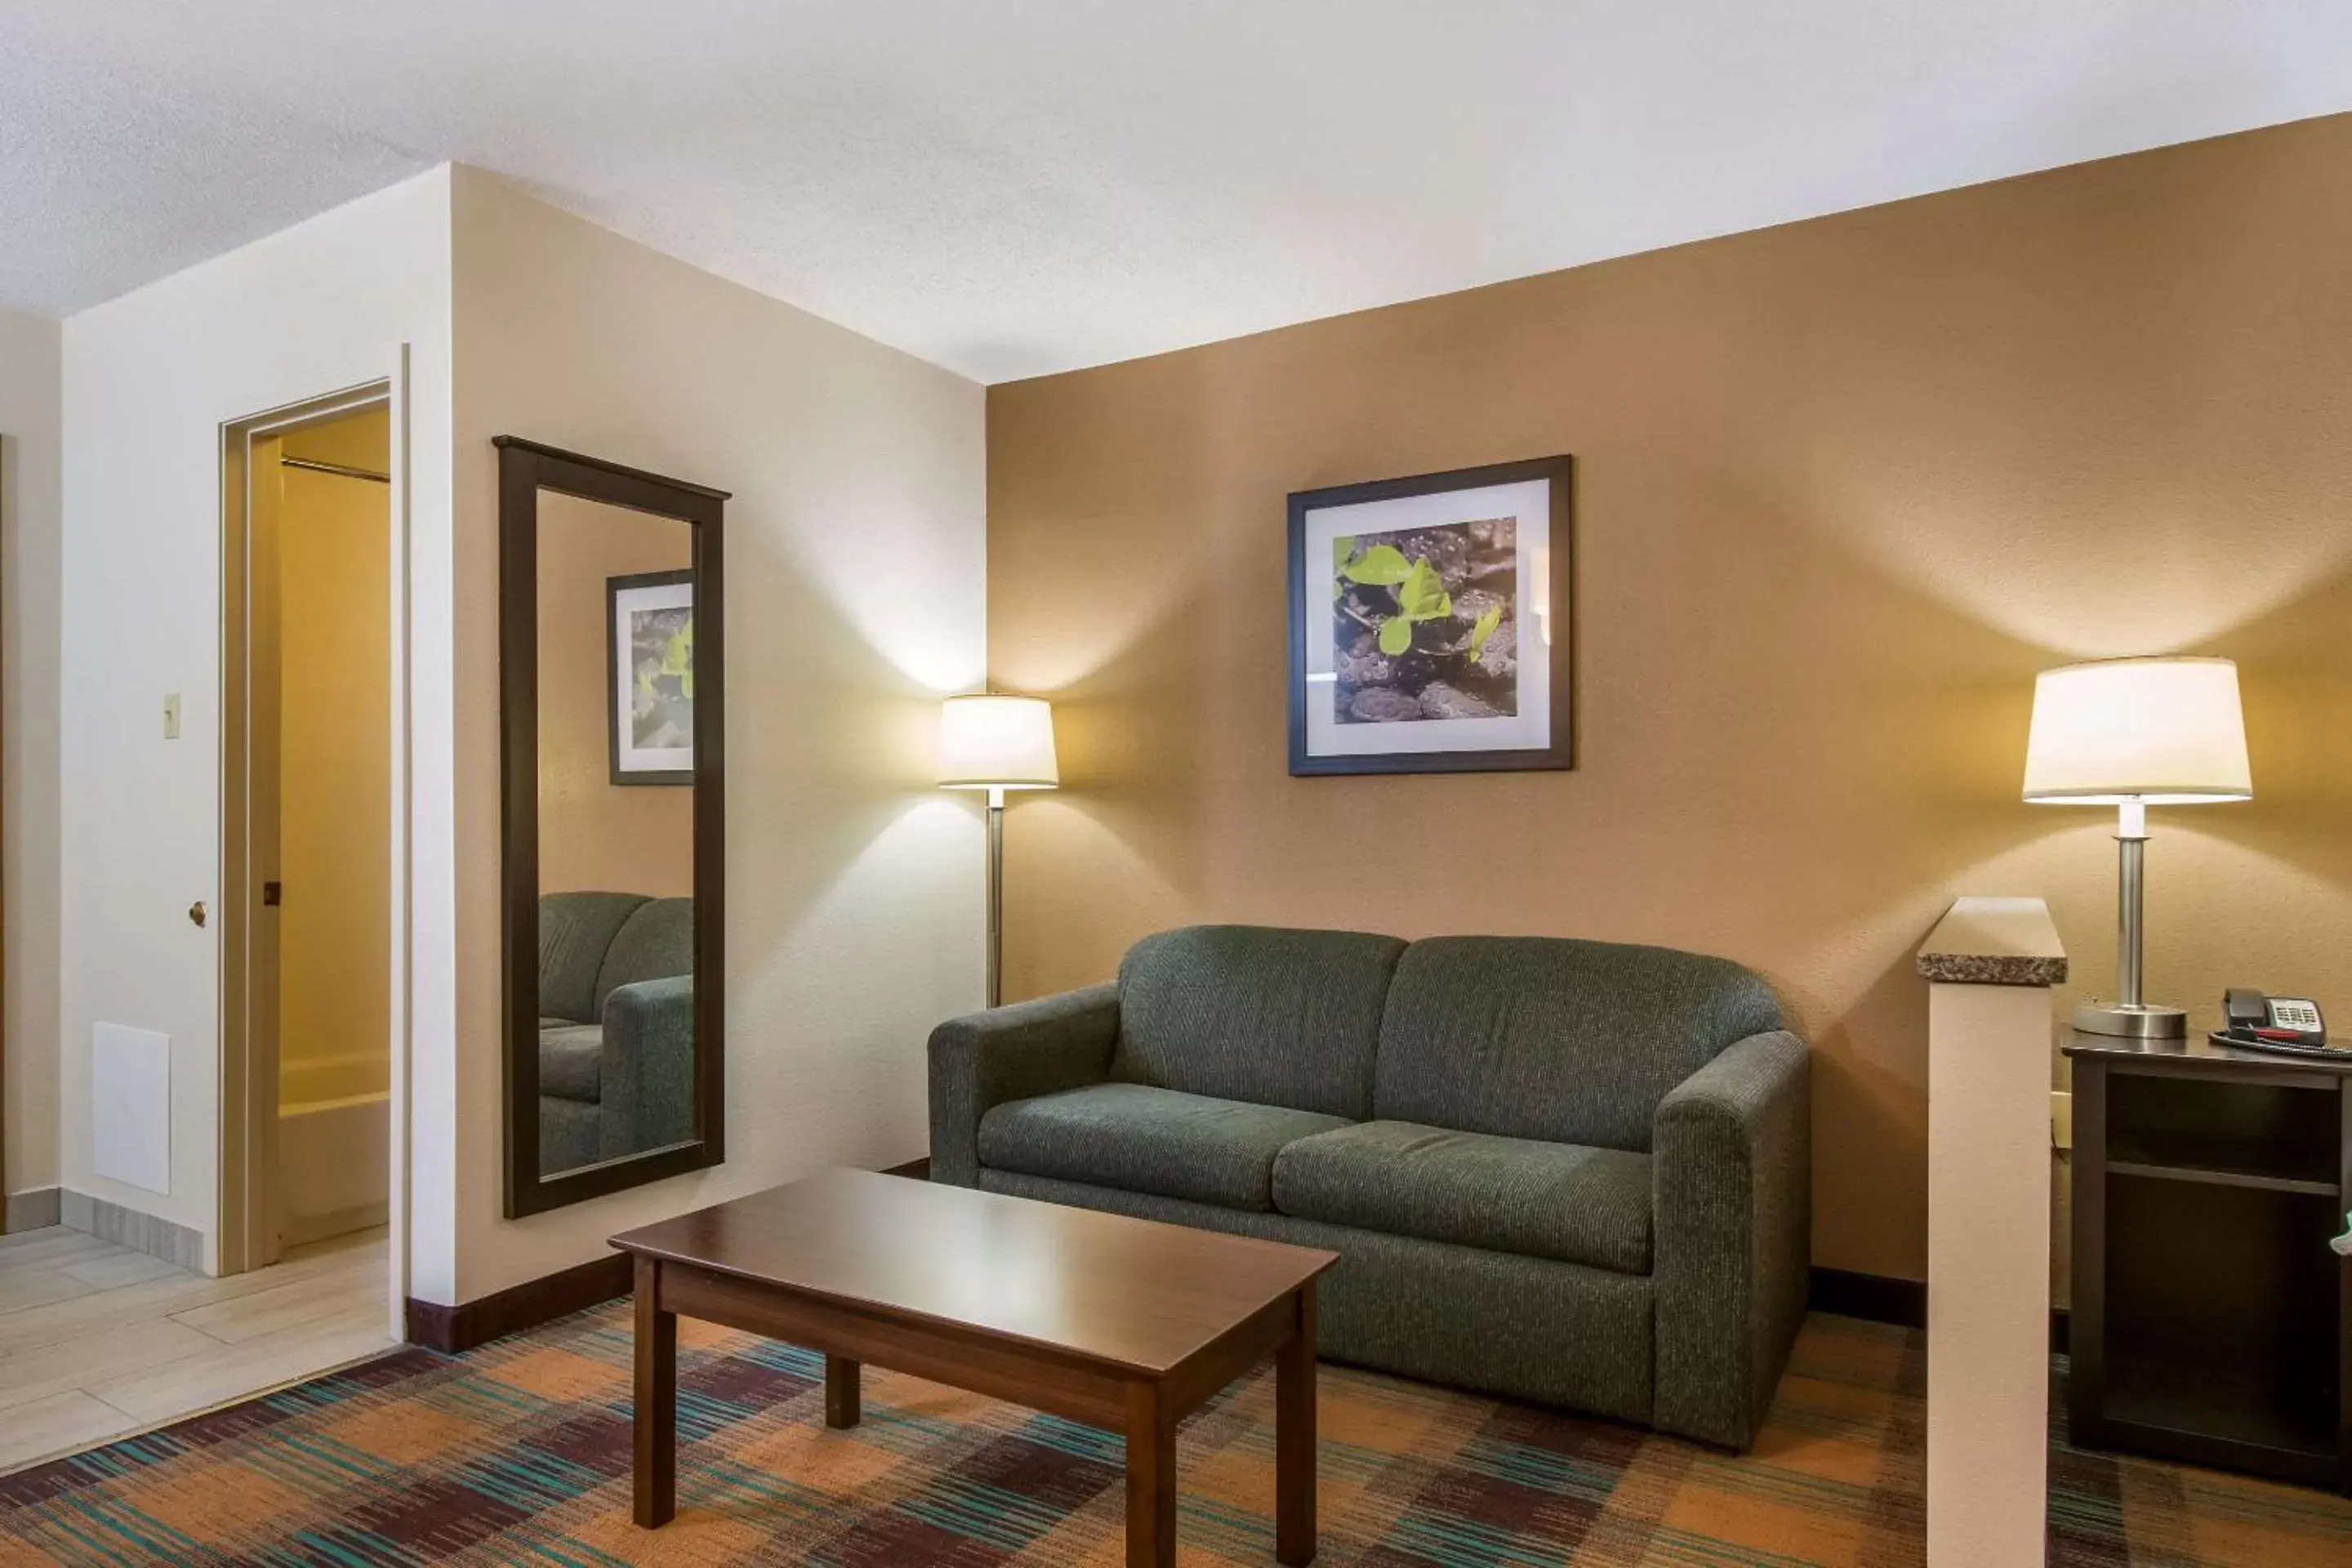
[2065,1030,2352,1490]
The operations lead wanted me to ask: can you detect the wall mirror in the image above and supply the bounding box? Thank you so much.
[497,437,727,1217]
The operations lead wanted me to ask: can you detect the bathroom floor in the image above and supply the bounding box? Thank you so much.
[0,1223,393,1473]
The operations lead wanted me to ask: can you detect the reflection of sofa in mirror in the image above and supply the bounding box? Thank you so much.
[537,892,696,1174]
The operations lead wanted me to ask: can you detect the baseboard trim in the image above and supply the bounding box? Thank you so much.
[405,1253,632,1354]
[395,1227,2047,1357]
[4,1187,63,1234]
[1810,1266,2071,1349]
[280,1200,391,1251]
[1808,1266,1926,1328]
[59,1189,206,1270]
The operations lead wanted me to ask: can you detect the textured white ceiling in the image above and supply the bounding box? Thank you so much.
[4,2,2350,382]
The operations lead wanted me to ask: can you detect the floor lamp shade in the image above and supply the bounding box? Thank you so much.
[2022,657,2250,1036]
[938,694,1059,791]
[939,694,1058,1011]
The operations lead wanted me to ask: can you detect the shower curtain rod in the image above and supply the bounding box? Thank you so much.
[280,456,390,483]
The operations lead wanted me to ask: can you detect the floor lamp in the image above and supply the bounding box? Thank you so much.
[938,693,1059,1008]
[2022,656,2251,1036]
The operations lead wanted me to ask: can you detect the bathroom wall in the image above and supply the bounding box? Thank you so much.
[269,408,393,1104]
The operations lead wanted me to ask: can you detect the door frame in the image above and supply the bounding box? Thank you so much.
[218,372,405,1332]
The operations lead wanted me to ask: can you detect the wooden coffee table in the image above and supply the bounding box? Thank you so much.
[609,1168,1337,1566]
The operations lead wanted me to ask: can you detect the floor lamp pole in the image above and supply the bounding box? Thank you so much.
[987,786,1004,1009]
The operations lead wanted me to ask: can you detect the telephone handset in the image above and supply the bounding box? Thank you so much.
[2212,988,2333,1056]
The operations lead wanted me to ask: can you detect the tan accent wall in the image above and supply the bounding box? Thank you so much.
[534,492,693,899]
[984,114,2352,1282]
[270,408,391,1102]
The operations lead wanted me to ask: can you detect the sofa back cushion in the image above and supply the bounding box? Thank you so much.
[540,892,651,1024]
[1375,935,1780,1152]
[595,897,696,1015]
[1111,925,1406,1119]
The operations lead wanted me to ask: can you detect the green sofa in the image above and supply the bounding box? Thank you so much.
[928,924,1809,1449]
[537,892,696,1174]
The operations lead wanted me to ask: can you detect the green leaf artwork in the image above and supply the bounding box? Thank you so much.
[640,615,695,702]
[1468,604,1503,655]
[1341,543,1413,586]
[1326,514,1522,729]
[1365,557,1458,657]
[1394,559,1453,623]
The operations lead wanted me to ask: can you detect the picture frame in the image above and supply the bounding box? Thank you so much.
[1288,455,1573,776]
[608,568,695,785]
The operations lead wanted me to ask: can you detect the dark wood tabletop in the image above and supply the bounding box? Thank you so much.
[609,1168,1338,1375]
[2062,1027,2352,1077]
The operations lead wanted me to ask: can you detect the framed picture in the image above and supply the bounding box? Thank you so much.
[608,568,695,785]
[1288,455,1573,776]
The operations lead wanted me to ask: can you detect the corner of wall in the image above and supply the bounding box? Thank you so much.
[0,305,64,1202]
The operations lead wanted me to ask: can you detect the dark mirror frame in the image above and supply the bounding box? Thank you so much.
[496,435,728,1218]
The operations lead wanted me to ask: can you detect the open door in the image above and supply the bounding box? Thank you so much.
[220,385,393,1275]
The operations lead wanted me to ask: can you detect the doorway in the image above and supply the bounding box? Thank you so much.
[220,384,400,1315]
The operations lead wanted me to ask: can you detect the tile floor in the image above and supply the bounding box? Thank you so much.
[0,1223,393,1474]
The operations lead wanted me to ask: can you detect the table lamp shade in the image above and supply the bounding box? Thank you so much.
[2021,657,2250,805]
[938,694,1058,790]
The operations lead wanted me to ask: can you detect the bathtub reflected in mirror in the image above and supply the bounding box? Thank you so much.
[497,438,728,1218]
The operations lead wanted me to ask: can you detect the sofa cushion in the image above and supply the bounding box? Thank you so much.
[595,897,694,1015]
[1376,936,1780,1152]
[538,1023,604,1103]
[538,1095,599,1177]
[1272,1120,1653,1273]
[978,1083,1352,1211]
[539,892,651,1024]
[1111,925,1406,1119]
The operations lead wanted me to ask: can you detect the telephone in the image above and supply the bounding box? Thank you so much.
[2211,988,2335,1057]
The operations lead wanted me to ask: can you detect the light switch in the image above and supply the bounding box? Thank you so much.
[163,692,180,740]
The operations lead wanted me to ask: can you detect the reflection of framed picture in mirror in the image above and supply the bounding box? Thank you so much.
[608,569,694,784]
[1288,454,1574,776]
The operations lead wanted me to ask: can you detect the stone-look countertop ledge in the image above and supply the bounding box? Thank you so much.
[1916,896,2068,987]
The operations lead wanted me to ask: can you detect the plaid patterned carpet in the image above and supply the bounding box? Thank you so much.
[0,1305,2345,1566]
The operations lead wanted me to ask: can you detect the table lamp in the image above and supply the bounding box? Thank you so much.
[2022,656,2251,1036]
[938,693,1058,1007]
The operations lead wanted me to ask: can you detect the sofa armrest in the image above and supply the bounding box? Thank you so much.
[599,974,697,1162]
[928,983,1120,1186]
[1652,1028,1811,1449]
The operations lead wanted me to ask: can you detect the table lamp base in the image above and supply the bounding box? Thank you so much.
[2073,1000,2188,1039]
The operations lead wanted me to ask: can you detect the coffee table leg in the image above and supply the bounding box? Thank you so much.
[826,1355,862,1428]
[1276,1281,1317,1565]
[634,1256,677,1527]
[1125,1379,1176,1568]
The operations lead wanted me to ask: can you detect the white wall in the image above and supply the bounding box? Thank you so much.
[51,161,982,1299]
[439,167,986,1302]
[0,308,62,1205]
[60,168,455,1272]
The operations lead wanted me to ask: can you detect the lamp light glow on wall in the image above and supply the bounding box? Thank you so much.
[938,693,1058,1008]
[2022,656,2250,1037]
